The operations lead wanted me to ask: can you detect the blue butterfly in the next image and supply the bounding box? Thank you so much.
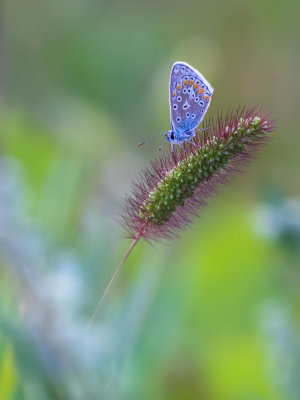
[166,61,214,151]
[138,61,214,152]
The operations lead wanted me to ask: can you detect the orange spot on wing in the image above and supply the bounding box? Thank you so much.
[177,84,182,90]
[172,91,176,97]
[198,88,205,95]
[193,83,199,90]
[188,80,194,86]
[203,95,210,100]
[183,80,187,86]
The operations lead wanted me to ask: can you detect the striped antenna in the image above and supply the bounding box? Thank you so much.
[158,141,167,152]
[191,127,210,133]
[137,131,169,147]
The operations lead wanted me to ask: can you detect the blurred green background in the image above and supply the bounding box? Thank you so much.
[0,1,299,399]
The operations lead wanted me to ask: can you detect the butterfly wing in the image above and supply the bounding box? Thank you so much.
[169,61,214,134]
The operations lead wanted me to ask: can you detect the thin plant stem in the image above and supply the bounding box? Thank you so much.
[88,236,140,325]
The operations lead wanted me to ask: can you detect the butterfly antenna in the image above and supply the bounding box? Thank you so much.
[137,131,168,147]
[158,140,167,152]
[188,127,210,133]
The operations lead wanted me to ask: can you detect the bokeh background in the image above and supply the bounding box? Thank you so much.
[0,1,299,399]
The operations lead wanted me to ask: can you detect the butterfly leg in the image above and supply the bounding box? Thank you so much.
[178,143,187,152]
[185,139,199,148]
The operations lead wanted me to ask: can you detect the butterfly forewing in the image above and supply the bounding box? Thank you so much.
[169,62,214,134]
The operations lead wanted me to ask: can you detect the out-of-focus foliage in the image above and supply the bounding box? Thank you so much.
[0,1,299,399]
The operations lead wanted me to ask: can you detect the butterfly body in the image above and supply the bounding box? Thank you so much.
[166,129,196,147]
[167,61,214,150]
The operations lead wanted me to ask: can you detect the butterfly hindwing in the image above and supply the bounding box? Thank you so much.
[169,62,214,134]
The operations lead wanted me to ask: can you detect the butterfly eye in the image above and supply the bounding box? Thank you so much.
[170,133,175,140]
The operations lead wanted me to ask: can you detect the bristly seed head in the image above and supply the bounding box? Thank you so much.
[122,107,275,241]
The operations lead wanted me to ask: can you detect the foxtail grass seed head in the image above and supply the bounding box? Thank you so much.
[122,107,274,241]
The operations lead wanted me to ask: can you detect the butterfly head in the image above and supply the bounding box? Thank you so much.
[166,130,176,143]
